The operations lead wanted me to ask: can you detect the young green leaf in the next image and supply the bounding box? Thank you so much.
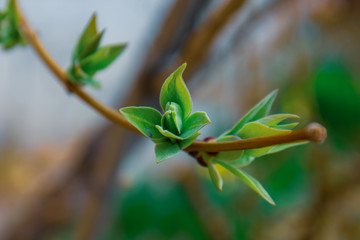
[207,161,223,191]
[80,77,101,89]
[78,30,104,59]
[216,160,275,205]
[80,44,126,75]
[179,132,200,149]
[237,122,291,157]
[165,102,183,134]
[120,107,165,140]
[155,125,182,140]
[2,39,17,49]
[0,0,25,49]
[7,0,18,28]
[76,13,98,59]
[159,63,192,118]
[161,110,180,135]
[180,111,211,139]
[231,155,255,168]
[214,135,244,161]
[225,90,278,136]
[267,141,308,154]
[156,111,210,140]
[257,113,299,127]
[155,141,181,163]
[272,122,299,130]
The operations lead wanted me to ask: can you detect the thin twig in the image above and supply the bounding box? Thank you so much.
[186,123,327,152]
[15,1,327,155]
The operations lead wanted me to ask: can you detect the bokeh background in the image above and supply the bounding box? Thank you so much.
[1,0,360,239]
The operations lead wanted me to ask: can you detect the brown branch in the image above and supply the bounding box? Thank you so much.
[15,1,327,157]
[179,0,247,73]
[151,0,248,91]
[187,123,327,152]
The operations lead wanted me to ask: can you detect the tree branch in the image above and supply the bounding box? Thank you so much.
[186,123,327,152]
[15,1,327,155]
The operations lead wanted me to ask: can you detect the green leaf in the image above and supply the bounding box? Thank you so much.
[155,141,181,163]
[257,114,299,127]
[79,30,104,59]
[225,90,278,136]
[155,125,182,140]
[273,122,299,130]
[216,160,275,205]
[0,11,6,21]
[0,0,25,49]
[267,141,308,154]
[231,155,255,168]
[120,107,165,140]
[76,13,98,59]
[165,102,183,134]
[179,132,200,149]
[208,161,223,191]
[66,64,102,89]
[214,135,244,161]
[156,111,210,140]
[161,110,180,135]
[7,0,18,28]
[237,122,291,157]
[159,63,192,118]
[180,111,211,139]
[80,44,126,75]
[81,77,101,89]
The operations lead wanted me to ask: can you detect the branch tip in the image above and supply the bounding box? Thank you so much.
[305,123,327,144]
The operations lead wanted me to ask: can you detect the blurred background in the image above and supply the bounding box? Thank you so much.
[1,0,360,239]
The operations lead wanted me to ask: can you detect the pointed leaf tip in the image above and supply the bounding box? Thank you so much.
[208,161,223,192]
[79,30,105,59]
[160,63,192,118]
[80,44,126,75]
[76,13,99,59]
[216,160,275,205]
[226,90,278,135]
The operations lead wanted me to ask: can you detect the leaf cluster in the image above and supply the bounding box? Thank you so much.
[0,0,26,49]
[201,90,307,205]
[67,14,126,88]
[120,63,211,162]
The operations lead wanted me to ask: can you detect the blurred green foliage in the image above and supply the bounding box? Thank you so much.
[104,182,210,240]
[313,59,360,150]
[0,0,26,49]
[67,14,126,88]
